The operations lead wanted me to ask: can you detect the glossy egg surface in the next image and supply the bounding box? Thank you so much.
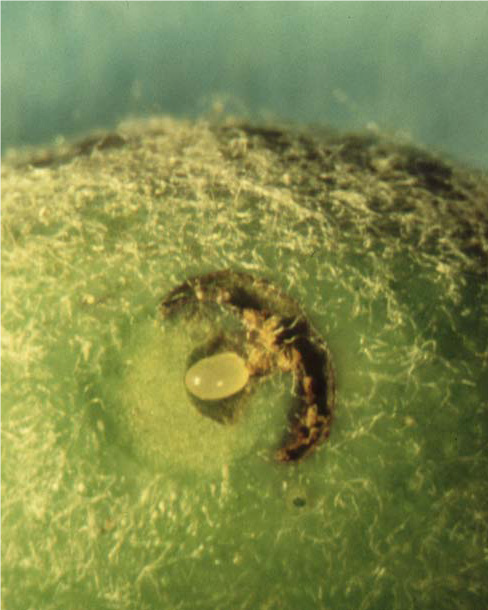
[185,351,249,401]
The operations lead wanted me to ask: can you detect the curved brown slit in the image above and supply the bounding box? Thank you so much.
[161,270,335,463]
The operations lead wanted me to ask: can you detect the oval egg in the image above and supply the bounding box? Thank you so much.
[185,351,250,401]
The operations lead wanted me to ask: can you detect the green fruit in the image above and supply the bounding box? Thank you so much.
[2,118,487,609]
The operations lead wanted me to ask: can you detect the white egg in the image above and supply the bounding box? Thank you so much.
[185,351,249,401]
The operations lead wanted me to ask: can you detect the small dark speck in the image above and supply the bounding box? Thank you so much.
[292,496,307,508]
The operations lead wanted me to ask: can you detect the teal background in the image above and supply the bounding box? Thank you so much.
[2,1,488,168]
